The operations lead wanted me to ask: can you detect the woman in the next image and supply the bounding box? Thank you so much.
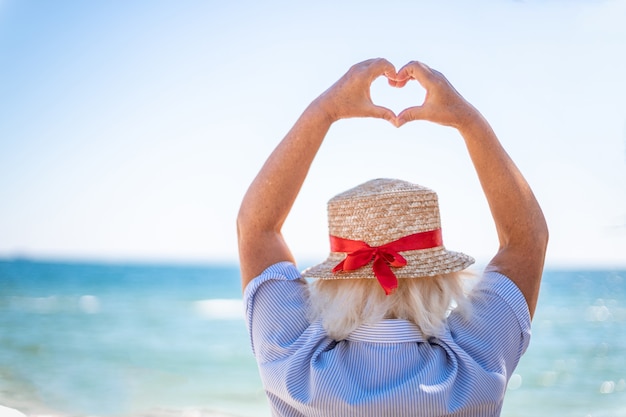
[237,58,548,416]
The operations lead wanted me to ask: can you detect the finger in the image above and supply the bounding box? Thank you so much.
[388,76,409,88]
[369,104,398,125]
[396,60,434,88]
[383,66,398,85]
[387,64,410,88]
[396,60,429,77]
[366,58,397,82]
[396,105,427,126]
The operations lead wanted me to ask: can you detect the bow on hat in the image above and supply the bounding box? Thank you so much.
[330,229,443,295]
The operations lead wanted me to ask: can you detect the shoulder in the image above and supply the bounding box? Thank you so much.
[470,270,532,323]
[446,270,532,373]
[244,261,307,322]
[243,261,303,300]
[244,261,312,358]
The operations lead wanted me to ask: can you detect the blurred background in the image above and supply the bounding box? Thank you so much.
[1,0,625,267]
[1,1,625,416]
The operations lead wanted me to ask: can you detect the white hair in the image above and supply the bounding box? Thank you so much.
[307,272,472,340]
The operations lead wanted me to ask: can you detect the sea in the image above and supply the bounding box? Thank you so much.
[0,259,625,417]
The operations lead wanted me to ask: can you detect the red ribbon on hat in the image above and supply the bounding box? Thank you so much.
[330,229,443,295]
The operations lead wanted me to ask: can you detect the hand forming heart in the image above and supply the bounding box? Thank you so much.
[369,75,426,121]
[317,58,473,129]
[370,60,470,128]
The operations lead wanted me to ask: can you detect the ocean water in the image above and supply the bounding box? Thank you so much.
[0,260,625,417]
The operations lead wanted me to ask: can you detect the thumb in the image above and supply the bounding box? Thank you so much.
[397,106,427,127]
[370,104,397,125]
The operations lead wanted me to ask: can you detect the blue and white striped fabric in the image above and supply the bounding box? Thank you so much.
[244,262,531,417]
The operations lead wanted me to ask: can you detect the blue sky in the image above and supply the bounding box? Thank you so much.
[1,0,625,267]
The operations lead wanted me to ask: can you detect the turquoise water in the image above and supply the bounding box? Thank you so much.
[502,269,626,417]
[1,260,625,416]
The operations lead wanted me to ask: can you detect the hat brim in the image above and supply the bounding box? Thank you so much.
[302,246,475,280]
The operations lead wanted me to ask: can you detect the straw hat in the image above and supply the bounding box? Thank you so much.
[302,179,474,284]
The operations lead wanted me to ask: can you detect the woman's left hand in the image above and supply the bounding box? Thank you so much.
[313,58,399,126]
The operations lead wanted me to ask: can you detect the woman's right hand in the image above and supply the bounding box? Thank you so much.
[394,60,481,129]
[393,62,548,319]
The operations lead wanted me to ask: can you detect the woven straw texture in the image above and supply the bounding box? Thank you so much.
[302,178,474,280]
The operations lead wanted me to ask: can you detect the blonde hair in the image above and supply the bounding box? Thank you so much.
[307,272,471,340]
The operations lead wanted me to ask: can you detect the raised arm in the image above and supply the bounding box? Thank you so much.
[395,61,548,318]
[237,58,398,291]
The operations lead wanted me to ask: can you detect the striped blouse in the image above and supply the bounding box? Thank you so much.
[244,262,531,417]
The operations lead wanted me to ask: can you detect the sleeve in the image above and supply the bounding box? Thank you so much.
[243,261,311,363]
[447,270,532,378]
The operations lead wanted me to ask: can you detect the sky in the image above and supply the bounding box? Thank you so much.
[0,0,625,268]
